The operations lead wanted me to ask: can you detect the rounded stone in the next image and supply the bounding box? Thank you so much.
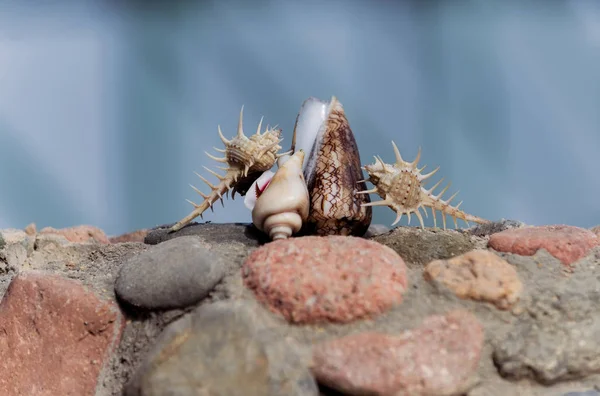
[312,310,484,396]
[115,236,225,310]
[488,225,599,266]
[242,235,408,324]
[424,249,523,309]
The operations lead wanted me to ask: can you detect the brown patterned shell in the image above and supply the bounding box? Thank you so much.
[302,98,372,236]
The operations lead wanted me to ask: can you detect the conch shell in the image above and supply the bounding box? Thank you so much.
[251,149,309,240]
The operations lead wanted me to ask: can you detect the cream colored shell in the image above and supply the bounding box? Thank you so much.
[252,149,310,240]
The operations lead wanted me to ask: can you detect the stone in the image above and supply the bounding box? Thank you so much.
[491,276,600,385]
[124,300,318,396]
[0,271,124,395]
[372,226,476,266]
[312,310,484,396]
[40,225,110,244]
[145,222,266,246]
[242,235,407,324]
[488,225,599,266]
[24,222,37,236]
[0,228,34,273]
[424,249,523,309]
[109,229,149,243]
[468,219,525,237]
[364,223,390,238]
[115,236,226,310]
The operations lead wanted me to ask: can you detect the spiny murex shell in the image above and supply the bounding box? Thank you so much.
[358,141,490,229]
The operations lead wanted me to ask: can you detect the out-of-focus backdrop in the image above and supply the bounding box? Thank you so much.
[1,0,599,236]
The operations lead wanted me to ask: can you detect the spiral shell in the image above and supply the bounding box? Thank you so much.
[251,149,310,240]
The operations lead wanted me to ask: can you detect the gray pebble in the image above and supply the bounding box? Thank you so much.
[115,236,225,310]
[124,300,319,396]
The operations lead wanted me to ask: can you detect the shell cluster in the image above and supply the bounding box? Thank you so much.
[170,96,490,240]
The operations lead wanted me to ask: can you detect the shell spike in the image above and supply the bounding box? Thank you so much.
[411,147,422,168]
[391,140,404,165]
[256,116,264,136]
[391,211,403,226]
[189,184,208,199]
[203,166,225,181]
[217,125,230,145]
[194,171,217,190]
[421,166,440,181]
[446,190,460,204]
[427,178,445,194]
[415,208,425,228]
[237,105,245,137]
[205,151,227,163]
[356,187,378,195]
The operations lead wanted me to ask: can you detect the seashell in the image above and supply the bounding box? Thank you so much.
[251,149,310,240]
[357,141,490,229]
[169,106,291,232]
[290,96,372,236]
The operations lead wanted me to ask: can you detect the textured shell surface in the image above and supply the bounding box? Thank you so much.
[359,141,489,229]
[292,96,372,237]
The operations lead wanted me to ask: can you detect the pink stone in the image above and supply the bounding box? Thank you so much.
[312,310,484,396]
[488,224,599,266]
[40,225,110,244]
[109,229,148,243]
[242,235,408,324]
[0,272,125,396]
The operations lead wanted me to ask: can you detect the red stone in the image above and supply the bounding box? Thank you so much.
[488,224,599,266]
[109,229,148,243]
[242,235,408,324]
[40,225,110,244]
[312,310,484,396]
[0,272,125,396]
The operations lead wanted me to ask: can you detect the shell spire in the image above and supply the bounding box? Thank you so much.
[357,141,489,230]
[169,106,287,232]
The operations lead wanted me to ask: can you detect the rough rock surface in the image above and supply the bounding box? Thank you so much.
[115,236,226,310]
[424,249,523,309]
[124,300,318,396]
[488,224,599,266]
[242,235,408,324]
[312,310,484,396]
[0,271,124,396]
[2,220,600,396]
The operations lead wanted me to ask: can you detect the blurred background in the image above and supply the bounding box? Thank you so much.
[0,0,599,236]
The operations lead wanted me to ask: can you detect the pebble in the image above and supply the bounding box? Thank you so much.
[0,271,124,395]
[242,235,408,324]
[124,300,318,396]
[372,226,476,265]
[115,236,225,310]
[488,225,599,266]
[109,229,148,243]
[312,310,484,396]
[424,249,523,309]
[39,225,110,244]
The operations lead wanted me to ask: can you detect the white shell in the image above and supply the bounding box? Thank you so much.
[251,150,309,240]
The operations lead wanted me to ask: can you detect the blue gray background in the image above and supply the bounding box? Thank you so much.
[1,0,599,236]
